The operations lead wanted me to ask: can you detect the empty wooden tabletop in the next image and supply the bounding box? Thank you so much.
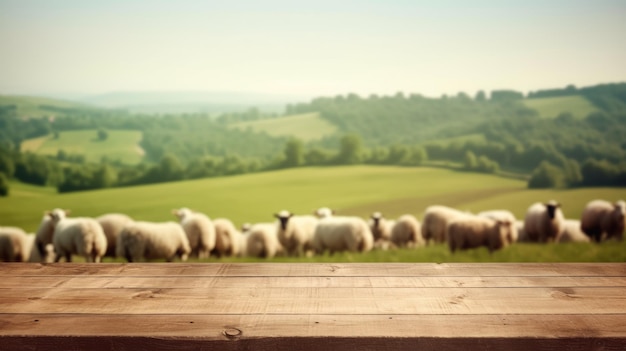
[1,263,625,350]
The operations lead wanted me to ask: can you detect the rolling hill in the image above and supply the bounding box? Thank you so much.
[522,95,599,119]
[229,112,338,141]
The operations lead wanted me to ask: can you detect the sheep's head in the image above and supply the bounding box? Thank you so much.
[370,212,383,227]
[46,208,69,224]
[545,201,561,219]
[495,220,513,247]
[172,207,192,220]
[314,207,335,219]
[274,210,293,230]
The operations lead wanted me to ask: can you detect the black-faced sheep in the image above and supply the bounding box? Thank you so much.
[523,201,564,243]
[274,210,318,256]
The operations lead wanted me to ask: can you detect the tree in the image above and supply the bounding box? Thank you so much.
[336,134,363,165]
[305,148,331,166]
[475,90,486,102]
[463,151,478,170]
[283,138,304,168]
[528,161,564,188]
[159,153,185,181]
[97,128,108,141]
[0,172,9,196]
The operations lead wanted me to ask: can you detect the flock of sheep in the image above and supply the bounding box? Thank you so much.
[0,199,624,263]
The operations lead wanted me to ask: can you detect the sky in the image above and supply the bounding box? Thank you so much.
[0,0,625,100]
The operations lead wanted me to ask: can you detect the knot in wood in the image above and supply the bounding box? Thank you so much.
[223,327,242,340]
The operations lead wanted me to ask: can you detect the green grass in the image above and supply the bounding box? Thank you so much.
[229,112,338,141]
[20,129,144,164]
[0,95,89,118]
[2,165,625,261]
[522,95,599,119]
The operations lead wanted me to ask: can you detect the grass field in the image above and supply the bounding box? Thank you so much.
[0,95,89,118]
[20,129,144,164]
[229,112,338,141]
[2,166,624,262]
[522,95,598,119]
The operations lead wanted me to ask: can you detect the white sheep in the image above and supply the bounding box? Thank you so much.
[557,219,591,243]
[97,213,134,258]
[478,210,519,244]
[0,227,31,262]
[447,216,513,253]
[48,209,108,263]
[369,212,394,243]
[34,212,62,261]
[212,218,243,257]
[313,216,374,254]
[421,205,470,244]
[515,220,529,243]
[390,214,424,248]
[116,221,191,262]
[523,201,564,243]
[581,199,625,242]
[274,210,318,256]
[244,222,283,259]
[172,208,216,258]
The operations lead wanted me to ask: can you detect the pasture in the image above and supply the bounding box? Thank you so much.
[2,165,625,262]
[0,95,88,118]
[522,95,598,119]
[229,112,338,141]
[20,129,144,164]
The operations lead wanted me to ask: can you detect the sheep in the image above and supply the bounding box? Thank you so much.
[212,218,243,257]
[313,207,335,219]
[97,213,134,258]
[34,212,62,261]
[313,216,374,254]
[0,227,31,262]
[116,221,191,262]
[557,219,591,243]
[447,216,513,253]
[523,201,565,243]
[274,210,318,256]
[515,220,529,242]
[47,209,108,263]
[581,200,625,242]
[478,210,519,244]
[369,212,394,242]
[244,223,283,259]
[390,214,424,248]
[421,205,470,244]
[172,208,216,258]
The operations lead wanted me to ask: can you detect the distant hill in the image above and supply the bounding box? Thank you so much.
[81,91,311,114]
[0,95,94,118]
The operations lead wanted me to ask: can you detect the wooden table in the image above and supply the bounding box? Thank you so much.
[1,263,625,350]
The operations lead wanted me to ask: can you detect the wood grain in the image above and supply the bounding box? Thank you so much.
[1,263,625,350]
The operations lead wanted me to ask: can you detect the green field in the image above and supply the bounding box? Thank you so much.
[0,95,89,118]
[2,165,626,263]
[230,112,338,141]
[20,129,144,164]
[522,95,599,119]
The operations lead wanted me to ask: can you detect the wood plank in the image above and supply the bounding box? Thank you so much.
[2,313,625,338]
[3,275,626,289]
[1,314,625,351]
[1,287,624,315]
[1,262,625,277]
